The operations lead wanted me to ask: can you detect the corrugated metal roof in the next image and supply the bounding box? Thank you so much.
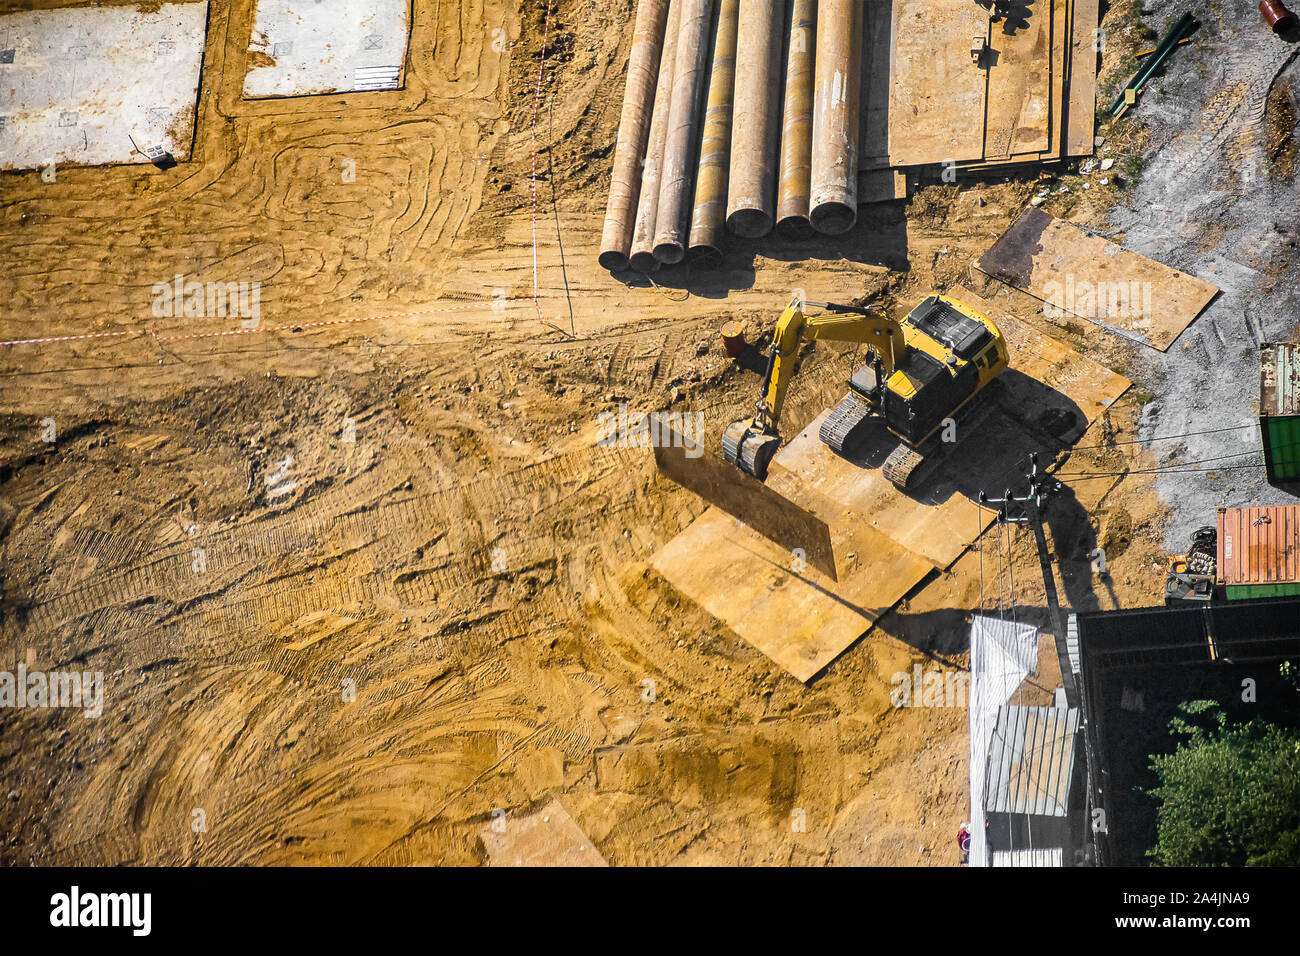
[1261,343,1300,418]
[984,705,1080,817]
[1217,505,1300,586]
[990,847,1065,867]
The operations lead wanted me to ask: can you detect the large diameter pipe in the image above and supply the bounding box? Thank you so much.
[599,0,673,271]
[809,0,861,236]
[726,0,784,239]
[687,0,739,265]
[776,0,815,239]
[629,0,682,273]
[654,0,717,264]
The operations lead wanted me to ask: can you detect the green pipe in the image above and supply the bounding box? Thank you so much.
[1109,11,1197,117]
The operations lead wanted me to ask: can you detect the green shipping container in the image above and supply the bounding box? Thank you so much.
[1260,343,1300,484]
[1225,583,1300,601]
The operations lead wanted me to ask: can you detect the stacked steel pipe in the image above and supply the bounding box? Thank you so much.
[629,0,682,273]
[726,0,785,238]
[688,0,739,264]
[810,0,861,235]
[600,0,863,272]
[654,0,718,264]
[599,0,673,271]
[776,0,816,239]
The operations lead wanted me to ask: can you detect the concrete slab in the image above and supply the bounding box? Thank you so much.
[243,0,410,98]
[976,208,1220,351]
[0,2,208,172]
[480,797,608,867]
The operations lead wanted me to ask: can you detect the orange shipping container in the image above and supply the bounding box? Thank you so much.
[1217,505,1300,597]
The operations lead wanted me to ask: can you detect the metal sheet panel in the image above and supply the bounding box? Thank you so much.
[984,704,1080,818]
[1217,505,1300,587]
[975,208,1220,351]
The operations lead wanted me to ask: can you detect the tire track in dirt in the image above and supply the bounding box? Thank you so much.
[22,443,642,637]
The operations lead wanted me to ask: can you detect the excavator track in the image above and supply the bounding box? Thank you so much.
[882,444,927,491]
[819,393,876,454]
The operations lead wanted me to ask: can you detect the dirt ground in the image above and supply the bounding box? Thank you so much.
[0,0,1294,866]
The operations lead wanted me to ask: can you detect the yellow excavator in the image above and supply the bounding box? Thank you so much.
[722,295,1010,489]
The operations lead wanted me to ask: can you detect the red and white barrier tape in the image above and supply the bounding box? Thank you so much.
[530,0,555,327]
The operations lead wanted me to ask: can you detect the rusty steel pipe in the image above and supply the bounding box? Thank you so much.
[599,0,673,271]
[809,0,861,235]
[776,0,815,239]
[726,0,784,238]
[1261,0,1297,32]
[687,0,739,265]
[629,0,682,273]
[654,0,717,264]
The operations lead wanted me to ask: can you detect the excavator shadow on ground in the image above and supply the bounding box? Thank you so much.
[753,476,1115,684]
[824,367,1094,507]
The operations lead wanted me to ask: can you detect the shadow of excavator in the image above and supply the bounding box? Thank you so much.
[779,471,1113,683]
[824,367,1092,509]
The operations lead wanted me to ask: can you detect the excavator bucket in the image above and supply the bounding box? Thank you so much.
[721,419,782,480]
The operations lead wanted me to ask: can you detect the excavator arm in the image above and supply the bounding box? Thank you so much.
[724,298,902,478]
[755,300,902,430]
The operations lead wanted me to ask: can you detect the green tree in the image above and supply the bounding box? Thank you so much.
[1146,700,1300,866]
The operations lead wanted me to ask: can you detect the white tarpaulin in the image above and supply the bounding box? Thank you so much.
[967,615,1039,867]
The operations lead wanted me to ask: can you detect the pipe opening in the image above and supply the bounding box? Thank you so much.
[653,242,686,265]
[628,250,662,274]
[727,208,774,238]
[688,244,724,268]
[775,215,814,240]
[597,249,631,271]
[810,201,856,236]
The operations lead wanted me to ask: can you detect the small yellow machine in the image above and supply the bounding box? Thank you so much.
[722,295,1010,489]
